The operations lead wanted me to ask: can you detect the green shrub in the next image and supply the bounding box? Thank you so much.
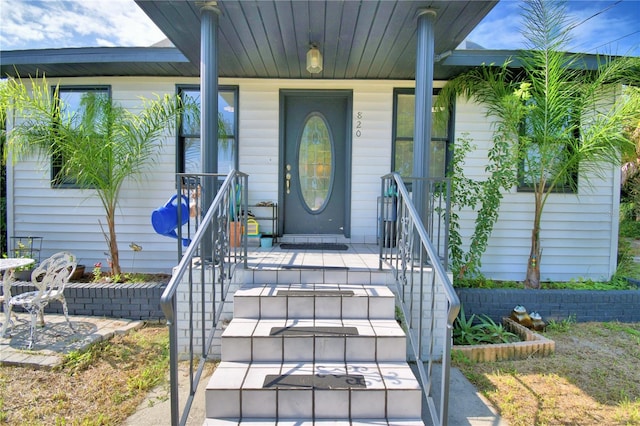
[453,306,519,345]
[619,219,640,239]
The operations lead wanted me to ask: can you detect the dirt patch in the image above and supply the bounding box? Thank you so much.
[456,322,640,425]
[0,324,170,425]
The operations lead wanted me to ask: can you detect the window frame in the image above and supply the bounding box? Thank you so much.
[176,84,239,175]
[391,87,454,179]
[516,112,580,193]
[51,85,111,188]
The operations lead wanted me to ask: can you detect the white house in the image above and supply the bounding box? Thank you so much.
[1,0,621,283]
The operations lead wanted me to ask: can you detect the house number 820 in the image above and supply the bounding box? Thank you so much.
[355,112,363,137]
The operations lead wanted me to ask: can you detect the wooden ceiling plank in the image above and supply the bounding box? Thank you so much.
[333,1,361,79]
[344,1,378,79]
[240,1,279,77]
[356,1,398,77]
[291,1,311,78]
[274,1,302,78]
[256,1,291,78]
[375,5,418,79]
[319,2,343,79]
[218,33,248,77]
[219,1,265,77]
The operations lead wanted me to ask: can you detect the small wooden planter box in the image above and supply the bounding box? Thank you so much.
[452,318,555,362]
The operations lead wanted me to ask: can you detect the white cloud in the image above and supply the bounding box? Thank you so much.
[463,1,525,50]
[463,0,639,56]
[0,0,166,50]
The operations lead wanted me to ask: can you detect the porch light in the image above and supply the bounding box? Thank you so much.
[306,44,323,74]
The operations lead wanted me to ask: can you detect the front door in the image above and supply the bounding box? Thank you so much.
[282,91,351,235]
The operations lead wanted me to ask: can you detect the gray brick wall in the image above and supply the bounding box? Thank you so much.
[10,282,166,321]
[456,288,640,323]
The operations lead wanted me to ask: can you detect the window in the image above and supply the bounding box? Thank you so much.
[177,86,238,174]
[52,86,110,187]
[517,107,579,193]
[392,88,452,178]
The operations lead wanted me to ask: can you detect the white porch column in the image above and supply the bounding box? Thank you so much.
[412,9,436,224]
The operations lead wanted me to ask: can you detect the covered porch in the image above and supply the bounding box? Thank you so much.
[134,2,497,423]
[135,0,498,240]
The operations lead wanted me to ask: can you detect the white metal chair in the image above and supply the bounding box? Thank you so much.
[8,252,77,349]
[1,269,17,337]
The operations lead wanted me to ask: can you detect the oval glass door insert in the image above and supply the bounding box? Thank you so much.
[298,113,334,212]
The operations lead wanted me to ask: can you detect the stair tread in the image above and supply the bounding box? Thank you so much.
[207,361,421,391]
[203,418,424,426]
[223,318,404,338]
[234,283,395,298]
[204,418,425,425]
[233,283,396,320]
[221,317,407,362]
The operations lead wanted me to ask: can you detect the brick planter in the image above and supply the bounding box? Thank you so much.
[453,318,555,362]
[10,281,166,321]
[456,288,640,323]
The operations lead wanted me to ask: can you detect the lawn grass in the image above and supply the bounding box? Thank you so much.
[2,320,639,425]
[455,321,640,425]
[0,323,169,425]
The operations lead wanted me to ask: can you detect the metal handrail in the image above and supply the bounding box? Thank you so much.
[161,170,248,426]
[379,172,459,426]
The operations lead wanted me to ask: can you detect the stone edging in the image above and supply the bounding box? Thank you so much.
[453,318,555,362]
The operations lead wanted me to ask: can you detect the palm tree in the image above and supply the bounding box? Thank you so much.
[439,0,640,288]
[1,76,185,276]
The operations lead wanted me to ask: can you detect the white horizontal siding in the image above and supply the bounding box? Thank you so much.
[8,77,196,273]
[7,76,618,280]
[453,99,619,281]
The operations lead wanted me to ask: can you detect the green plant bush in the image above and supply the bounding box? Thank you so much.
[454,276,521,289]
[619,218,640,239]
[453,306,519,345]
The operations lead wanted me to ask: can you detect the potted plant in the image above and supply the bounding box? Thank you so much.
[10,236,43,281]
[260,234,273,248]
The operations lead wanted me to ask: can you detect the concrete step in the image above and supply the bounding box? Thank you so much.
[241,267,392,288]
[232,284,396,320]
[204,418,424,425]
[205,361,423,420]
[221,318,406,362]
[203,419,424,426]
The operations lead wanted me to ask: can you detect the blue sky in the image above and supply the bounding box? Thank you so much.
[467,0,639,56]
[0,0,638,56]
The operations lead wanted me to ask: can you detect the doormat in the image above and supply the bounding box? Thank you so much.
[263,374,366,389]
[269,326,359,336]
[279,243,349,251]
[281,265,349,270]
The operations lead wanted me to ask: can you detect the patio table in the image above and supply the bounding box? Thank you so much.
[1,258,35,337]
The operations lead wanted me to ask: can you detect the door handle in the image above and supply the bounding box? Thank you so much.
[285,164,292,194]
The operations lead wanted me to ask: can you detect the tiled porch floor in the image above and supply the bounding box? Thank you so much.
[245,240,387,271]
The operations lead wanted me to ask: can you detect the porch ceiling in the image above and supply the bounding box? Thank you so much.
[135,0,497,80]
